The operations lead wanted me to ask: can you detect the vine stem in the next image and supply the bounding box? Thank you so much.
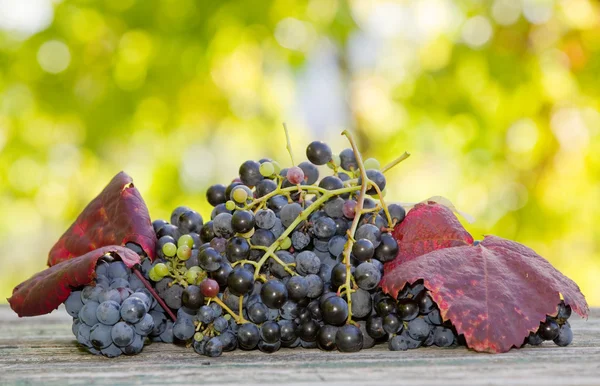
[247,184,362,281]
[339,129,369,325]
[367,180,393,227]
[210,296,249,324]
[133,267,177,322]
[282,122,295,166]
[381,151,411,173]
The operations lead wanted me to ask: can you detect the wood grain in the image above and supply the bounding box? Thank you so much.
[1,306,599,385]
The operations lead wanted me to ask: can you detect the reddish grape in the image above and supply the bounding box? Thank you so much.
[200,278,220,298]
[343,200,357,219]
[286,166,305,185]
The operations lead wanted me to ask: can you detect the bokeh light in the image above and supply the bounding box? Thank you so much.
[1,0,599,307]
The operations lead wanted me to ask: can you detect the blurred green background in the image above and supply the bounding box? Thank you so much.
[1,0,599,307]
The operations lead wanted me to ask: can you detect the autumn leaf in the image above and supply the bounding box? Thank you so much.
[8,246,140,317]
[47,171,156,266]
[382,203,589,353]
[384,201,474,274]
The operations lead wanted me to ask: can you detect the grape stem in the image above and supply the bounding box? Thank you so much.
[381,151,411,173]
[132,267,177,322]
[282,122,296,166]
[338,129,369,325]
[209,296,249,324]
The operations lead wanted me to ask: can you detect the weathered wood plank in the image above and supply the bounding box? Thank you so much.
[1,306,599,385]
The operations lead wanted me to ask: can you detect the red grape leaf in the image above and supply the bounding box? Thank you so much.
[384,201,474,274]
[47,171,156,266]
[381,205,589,353]
[8,246,140,317]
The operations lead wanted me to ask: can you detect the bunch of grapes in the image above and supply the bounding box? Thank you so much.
[525,300,573,347]
[63,130,574,358]
[63,254,171,357]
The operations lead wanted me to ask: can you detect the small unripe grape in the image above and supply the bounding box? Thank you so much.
[185,270,199,284]
[148,267,162,282]
[178,234,194,249]
[225,201,236,210]
[327,154,341,170]
[280,237,292,250]
[232,187,249,203]
[162,242,177,257]
[154,263,169,277]
[259,162,275,177]
[177,245,192,261]
[364,158,381,170]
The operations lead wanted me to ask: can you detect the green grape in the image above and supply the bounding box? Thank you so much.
[225,200,236,210]
[259,162,275,177]
[194,332,204,341]
[232,187,248,203]
[327,154,341,169]
[271,161,281,174]
[154,262,170,277]
[178,245,192,261]
[364,158,381,170]
[186,270,198,284]
[223,314,231,321]
[188,266,202,274]
[162,242,177,257]
[280,237,292,250]
[178,234,194,248]
[148,266,162,282]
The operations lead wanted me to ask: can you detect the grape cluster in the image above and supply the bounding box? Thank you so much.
[63,254,171,357]
[143,136,432,356]
[524,301,573,347]
[375,282,462,350]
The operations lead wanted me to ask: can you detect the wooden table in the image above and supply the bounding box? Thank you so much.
[1,305,599,385]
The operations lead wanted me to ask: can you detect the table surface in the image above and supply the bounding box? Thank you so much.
[0,305,599,386]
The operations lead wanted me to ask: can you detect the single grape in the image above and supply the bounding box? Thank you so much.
[350,288,372,319]
[339,148,358,171]
[206,184,227,207]
[177,210,203,234]
[120,297,147,324]
[170,206,191,227]
[292,231,311,250]
[237,323,260,350]
[259,161,275,177]
[355,223,382,248]
[426,309,443,325]
[178,234,194,249]
[375,233,399,262]
[153,262,169,278]
[280,237,292,250]
[64,291,84,317]
[321,296,349,326]
[539,317,560,340]
[248,302,269,324]
[386,204,406,225]
[342,200,357,219]
[227,268,255,296]
[553,323,573,347]
[295,251,321,276]
[407,318,432,342]
[255,209,277,229]
[110,321,135,347]
[79,301,100,326]
[173,317,196,341]
[415,291,435,314]
[306,141,332,165]
[239,160,263,187]
[397,298,420,321]
[177,245,192,261]
[352,239,374,262]
[280,203,303,228]
[256,179,278,198]
[96,301,121,326]
[261,279,288,309]
[182,285,204,310]
[260,321,281,343]
[91,323,114,349]
[213,212,235,238]
[317,324,338,351]
[121,333,144,355]
[366,315,386,339]
[231,185,250,203]
[433,326,455,347]
[200,221,216,243]
[286,275,309,301]
[363,158,380,170]
[205,337,224,357]
[198,247,222,272]
[336,324,363,352]
[226,237,251,262]
[383,313,402,334]
[134,313,155,336]
[296,320,320,342]
[199,278,220,298]
[313,216,336,239]
[286,166,305,185]
[318,176,343,191]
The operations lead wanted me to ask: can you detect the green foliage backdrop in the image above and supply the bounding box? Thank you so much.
[1,0,599,306]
